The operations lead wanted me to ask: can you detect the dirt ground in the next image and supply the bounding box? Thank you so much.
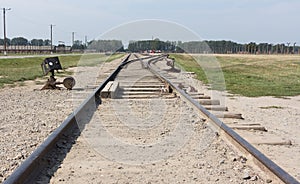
[0,85,74,182]
[0,55,124,182]
[48,56,277,184]
[181,77,300,181]
[0,54,299,183]
[155,57,300,182]
[49,98,271,184]
[216,90,300,181]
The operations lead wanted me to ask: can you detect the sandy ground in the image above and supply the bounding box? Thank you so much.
[154,57,300,181]
[0,55,125,182]
[0,85,74,182]
[183,76,300,181]
[1,54,298,183]
[48,57,273,183]
[49,98,270,184]
[218,92,300,181]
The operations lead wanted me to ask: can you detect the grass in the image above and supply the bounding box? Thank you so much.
[259,106,284,109]
[0,53,125,88]
[172,54,208,82]
[170,54,300,97]
[77,53,125,66]
[171,54,226,91]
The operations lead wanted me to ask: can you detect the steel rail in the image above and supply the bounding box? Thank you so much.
[4,53,151,184]
[147,56,299,184]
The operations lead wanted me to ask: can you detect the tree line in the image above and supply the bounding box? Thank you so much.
[1,37,299,54]
[128,39,300,54]
[87,40,124,52]
[0,37,86,50]
[0,37,51,46]
[128,39,176,52]
[0,37,123,52]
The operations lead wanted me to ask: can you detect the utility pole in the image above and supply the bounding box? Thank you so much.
[72,32,75,46]
[281,44,284,54]
[286,42,290,54]
[293,42,296,54]
[50,24,55,53]
[85,35,87,46]
[2,8,11,56]
[270,44,273,54]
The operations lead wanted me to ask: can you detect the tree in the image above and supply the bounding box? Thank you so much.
[31,39,44,46]
[88,40,124,52]
[11,37,28,45]
[127,40,176,52]
[44,39,51,46]
[0,38,11,46]
[72,40,86,50]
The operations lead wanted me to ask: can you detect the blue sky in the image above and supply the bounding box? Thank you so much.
[0,0,299,45]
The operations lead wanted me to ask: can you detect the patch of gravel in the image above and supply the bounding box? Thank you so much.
[48,98,269,183]
[0,55,125,182]
[153,56,300,181]
[47,56,272,183]
[0,87,74,182]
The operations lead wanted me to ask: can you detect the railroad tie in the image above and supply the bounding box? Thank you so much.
[198,99,220,105]
[214,113,244,119]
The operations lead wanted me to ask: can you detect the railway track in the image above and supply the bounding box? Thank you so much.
[3,54,299,183]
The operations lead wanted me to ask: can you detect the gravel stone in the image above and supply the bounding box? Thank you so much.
[0,86,73,180]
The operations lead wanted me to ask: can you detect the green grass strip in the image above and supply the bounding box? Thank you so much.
[0,53,125,88]
[170,54,300,97]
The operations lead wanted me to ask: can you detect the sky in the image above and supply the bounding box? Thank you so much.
[0,0,299,46]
